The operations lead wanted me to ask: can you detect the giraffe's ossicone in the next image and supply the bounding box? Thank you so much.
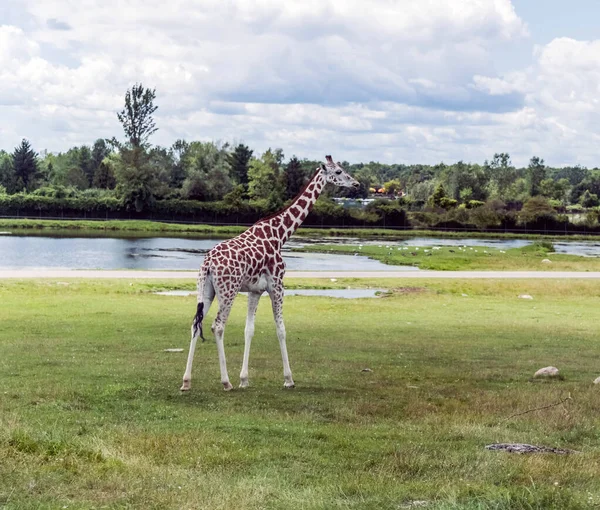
[181,155,360,391]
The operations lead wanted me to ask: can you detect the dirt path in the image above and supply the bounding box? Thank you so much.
[3,269,600,279]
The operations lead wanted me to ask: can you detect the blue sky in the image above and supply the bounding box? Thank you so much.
[1,0,599,167]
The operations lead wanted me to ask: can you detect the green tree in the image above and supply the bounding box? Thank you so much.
[526,156,546,196]
[383,179,402,196]
[443,161,486,201]
[552,165,588,187]
[92,159,117,189]
[408,180,435,206]
[228,144,253,188]
[147,146,176,197]
[12,139,39,191]
[180,141,232,201]
[579,190,599,208]
[519,196,555,222]
[78,145,93,184]
[115,147,158,211]
[223,185,245,208]
[114,84,160,210]
[284,156,306,199]
[170,139,189,189]
[63,166,89,189]
[459,187,473,203]
[91,139,111,176]
[248,149,280,200]
[429,183,447,207]
[0,150,15,193]
[484,153,517,200]
[116,84,158,148]
[539,178,555,198]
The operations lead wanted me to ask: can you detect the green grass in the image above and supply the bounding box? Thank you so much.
[3,217,600,242]
[295,242,600,271]
[1,279,600,509]
[0,218,245,236]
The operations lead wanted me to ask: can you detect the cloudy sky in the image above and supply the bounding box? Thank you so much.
[1,0,599,166]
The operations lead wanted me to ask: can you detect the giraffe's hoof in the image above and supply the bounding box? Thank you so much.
[180,381,191,392]
[239,378,249,388]
[223,382,234,391]
[283,381,295,389]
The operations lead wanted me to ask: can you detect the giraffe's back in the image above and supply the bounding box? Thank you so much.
[203,229,284,289]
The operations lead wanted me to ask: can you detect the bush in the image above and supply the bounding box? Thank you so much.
[466,200,485,209]
[580,190,600,208]
[469,205,503,229]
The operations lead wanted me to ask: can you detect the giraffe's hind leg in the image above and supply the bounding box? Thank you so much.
[239,291,261,388]
[181,274,215,391]
[212,296,236,391]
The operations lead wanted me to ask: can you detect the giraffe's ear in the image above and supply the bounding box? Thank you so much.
[320,163,327,171]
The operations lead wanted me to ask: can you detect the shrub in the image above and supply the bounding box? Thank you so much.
[466,200,485,209]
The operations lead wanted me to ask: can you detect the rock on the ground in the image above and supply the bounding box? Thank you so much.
[361,368,373,373]
[518,294,534,299]
[534,366,560,378]
[542,259,552,263]
[594,376,600,385]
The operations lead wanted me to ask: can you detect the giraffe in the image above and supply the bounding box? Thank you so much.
[181,155,360,391]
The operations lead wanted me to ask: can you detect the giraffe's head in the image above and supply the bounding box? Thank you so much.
[320,155,360,189]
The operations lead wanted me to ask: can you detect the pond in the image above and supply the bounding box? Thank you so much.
[0,234,415,271]
[296,236,600,257]
[2,233,600,271]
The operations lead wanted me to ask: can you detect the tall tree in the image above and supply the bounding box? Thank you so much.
[12,139,39,191]
[114,84,160,210]
[248,149,280,200]
[91,139,111,175]
[115,148,158,211]
[0,150,15,193]
[181,141,232,201]
[485,153,517,199]
[117,83,158,148]
[228,144,253,187]
[78,145,93,184]
[93,160,117,189]
[284,156,305,199]
[442,161,487,201]
[64,166,89,189]
[170,139,189,188]
[526,156,547,197]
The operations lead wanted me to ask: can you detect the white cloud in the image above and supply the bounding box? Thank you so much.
[474,37,600,166]
[11,1,593,167]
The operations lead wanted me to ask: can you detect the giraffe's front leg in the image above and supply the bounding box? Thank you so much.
[240,292,261,388]
[269,284,295,389]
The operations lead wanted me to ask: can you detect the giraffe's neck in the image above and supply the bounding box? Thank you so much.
[259,169,326,246]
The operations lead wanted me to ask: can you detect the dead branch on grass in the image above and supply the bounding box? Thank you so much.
[499,392,572,424]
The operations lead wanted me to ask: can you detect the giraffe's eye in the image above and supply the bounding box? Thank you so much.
[335,170,342,175]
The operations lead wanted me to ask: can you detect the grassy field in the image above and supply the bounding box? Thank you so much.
[295,242,600,271]
[1,278,600,509]
[3,217,600,242]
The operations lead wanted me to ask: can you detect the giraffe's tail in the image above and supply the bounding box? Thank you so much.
[192,302,206,343]
[192,262,210,342]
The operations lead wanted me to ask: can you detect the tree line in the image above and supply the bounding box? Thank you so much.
[2,84,600,231]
